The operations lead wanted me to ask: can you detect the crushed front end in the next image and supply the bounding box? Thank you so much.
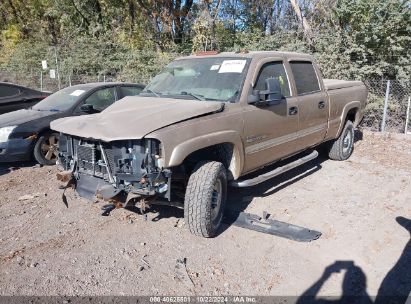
[57,134,171,202]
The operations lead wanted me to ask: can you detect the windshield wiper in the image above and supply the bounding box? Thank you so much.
[179,91,205,101]
[142,89,161,97]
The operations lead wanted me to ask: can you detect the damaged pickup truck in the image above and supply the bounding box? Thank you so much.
[51,51,367,238]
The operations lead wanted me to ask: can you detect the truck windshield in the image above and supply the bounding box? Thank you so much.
[143,57,249,102]
[32,86,92,112]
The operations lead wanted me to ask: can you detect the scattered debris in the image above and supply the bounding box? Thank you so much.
[18,194,35,201]
[29,261,38,268]
[101,204,116,216]
[174,258,194,288]
[174,219,185,228]
[18,193,45,201]
[141,257,150,268]
[15,256,24,266]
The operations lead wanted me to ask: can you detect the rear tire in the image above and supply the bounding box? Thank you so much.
[33,132,59,165]
[328,120,354,161]
[184,161,227,238]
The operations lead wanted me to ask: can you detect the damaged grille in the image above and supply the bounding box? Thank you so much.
[103,145,115,173]
[77,145,95,163]
[76,142,109,179]
[59,135,148,185]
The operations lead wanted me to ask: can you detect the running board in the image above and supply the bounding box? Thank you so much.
[229,212,322,242]
[230,150,319,187]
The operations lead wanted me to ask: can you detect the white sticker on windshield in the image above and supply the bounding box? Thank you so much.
[70,90,85,96]
[218,60,246,73]
[210,64,220,70]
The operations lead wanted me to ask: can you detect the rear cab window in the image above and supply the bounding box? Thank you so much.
[255,61,291,97]
[289,61,321,95]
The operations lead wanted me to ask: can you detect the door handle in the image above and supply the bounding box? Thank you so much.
[289,106,298,115]
[318,101,325,109]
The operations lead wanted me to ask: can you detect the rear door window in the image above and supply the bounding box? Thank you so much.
[120,86,143,97]
[255,62,291,97]
[0,85,21,98]
[84,87,117,111]
[289,61,320,95]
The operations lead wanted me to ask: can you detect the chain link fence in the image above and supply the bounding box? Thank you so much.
[362,79,411,134]
[1,70,410,134]
[0,70,142,93]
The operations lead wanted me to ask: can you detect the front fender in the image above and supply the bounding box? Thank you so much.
[168,131,244,180]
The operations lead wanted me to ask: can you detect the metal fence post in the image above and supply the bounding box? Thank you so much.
[40,71,43,91]
[405,96,411,134]
[381,80,390,132]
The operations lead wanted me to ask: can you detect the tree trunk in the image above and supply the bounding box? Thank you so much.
[289,0,314,46]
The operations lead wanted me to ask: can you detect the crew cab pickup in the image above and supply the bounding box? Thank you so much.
[51,51,367,237]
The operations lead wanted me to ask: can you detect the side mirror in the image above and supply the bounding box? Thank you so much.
[259,78,283,105]
[80,104,96,113]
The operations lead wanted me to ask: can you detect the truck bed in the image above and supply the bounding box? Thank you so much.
[323,79,364,91]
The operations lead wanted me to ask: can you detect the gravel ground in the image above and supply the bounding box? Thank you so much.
[0,131,410,299]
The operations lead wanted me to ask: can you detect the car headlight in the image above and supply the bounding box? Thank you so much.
[0,126,16,143]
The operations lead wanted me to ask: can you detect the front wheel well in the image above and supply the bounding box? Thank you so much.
[181,143,237,180]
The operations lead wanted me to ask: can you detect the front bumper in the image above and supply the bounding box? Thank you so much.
[0,138,35,162]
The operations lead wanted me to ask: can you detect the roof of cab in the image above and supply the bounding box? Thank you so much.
[176,51,314,61]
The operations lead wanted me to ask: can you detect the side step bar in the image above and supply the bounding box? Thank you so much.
[230,150,319,187]
[228,212,322,242]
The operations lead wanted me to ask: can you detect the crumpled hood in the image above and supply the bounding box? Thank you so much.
[51,96,224,141]
[0,109,57,128]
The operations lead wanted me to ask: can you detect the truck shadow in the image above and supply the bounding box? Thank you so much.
[220,152,327,235]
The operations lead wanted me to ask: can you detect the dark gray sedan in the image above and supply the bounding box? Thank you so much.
[0,82,144,165]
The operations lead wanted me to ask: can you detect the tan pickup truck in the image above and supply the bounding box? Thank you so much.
[51,51,367,237]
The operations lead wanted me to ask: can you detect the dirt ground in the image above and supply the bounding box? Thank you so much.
[0,131,410,300]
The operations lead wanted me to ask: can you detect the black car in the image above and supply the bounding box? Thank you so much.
[0,82,50,115]
[0,82,144,165]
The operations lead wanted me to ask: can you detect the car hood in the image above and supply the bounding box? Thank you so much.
[51,96,225,141]
[0,109,58,128]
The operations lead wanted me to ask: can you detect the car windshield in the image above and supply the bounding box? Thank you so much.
[143,57,249,102]
[32,86,92,112]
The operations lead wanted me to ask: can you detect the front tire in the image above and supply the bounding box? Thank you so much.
[184,161,227,238]
[328,120,354,161]
[33,132,59,165]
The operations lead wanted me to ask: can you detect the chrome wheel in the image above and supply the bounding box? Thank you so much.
[211,178,222,222]
[342,129,353,155]
[41,134,59,161]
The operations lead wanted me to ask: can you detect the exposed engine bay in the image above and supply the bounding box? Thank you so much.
[57,134,171,202]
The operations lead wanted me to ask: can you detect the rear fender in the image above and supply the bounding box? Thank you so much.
[328,101,362,139]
